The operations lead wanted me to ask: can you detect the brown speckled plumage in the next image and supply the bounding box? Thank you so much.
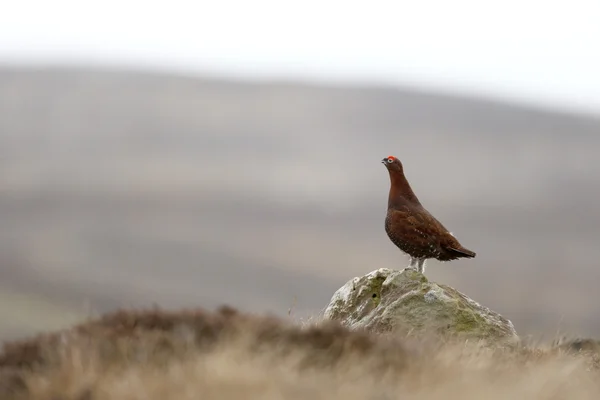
[382,155,475,273]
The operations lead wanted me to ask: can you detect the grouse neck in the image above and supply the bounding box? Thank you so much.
[388,169,421,209]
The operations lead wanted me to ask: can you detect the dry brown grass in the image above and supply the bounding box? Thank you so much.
[1,306,600,400]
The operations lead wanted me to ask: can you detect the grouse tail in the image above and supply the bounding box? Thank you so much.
[448,246,476,258]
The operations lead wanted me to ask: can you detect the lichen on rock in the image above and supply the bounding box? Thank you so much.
[323,268,519,346]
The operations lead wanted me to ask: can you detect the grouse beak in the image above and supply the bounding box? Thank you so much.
[381,158,387,165]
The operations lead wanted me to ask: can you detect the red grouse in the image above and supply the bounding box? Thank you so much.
[382,155,475,273]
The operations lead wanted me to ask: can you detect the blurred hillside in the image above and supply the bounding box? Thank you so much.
[3,306,600,400]
[1,66,599,340]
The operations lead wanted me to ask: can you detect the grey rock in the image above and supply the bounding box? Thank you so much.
[323,268,519,346]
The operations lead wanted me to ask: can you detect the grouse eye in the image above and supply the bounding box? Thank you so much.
[387,158,393,163]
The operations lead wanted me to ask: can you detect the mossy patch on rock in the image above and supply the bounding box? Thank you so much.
[323,268,519,347]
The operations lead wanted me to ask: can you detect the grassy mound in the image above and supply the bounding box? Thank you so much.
[1,306,599,399]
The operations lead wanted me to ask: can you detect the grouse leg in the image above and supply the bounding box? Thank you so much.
[416,258,427,274]
[407,257,419,271]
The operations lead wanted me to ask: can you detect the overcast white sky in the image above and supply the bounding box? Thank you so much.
[1,0,599,115]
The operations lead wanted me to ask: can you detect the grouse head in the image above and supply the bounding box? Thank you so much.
[381,155,420,206]
[381,155,404,173]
